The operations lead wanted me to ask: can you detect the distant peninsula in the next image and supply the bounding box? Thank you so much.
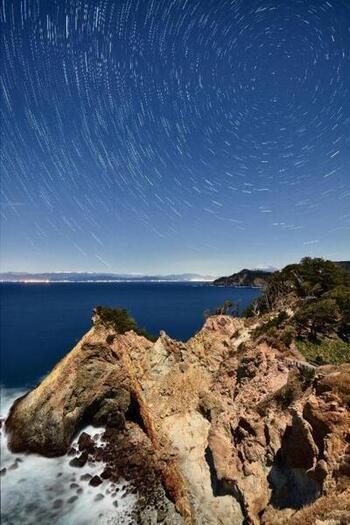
[213,268,273,288]
[213,260,350,288]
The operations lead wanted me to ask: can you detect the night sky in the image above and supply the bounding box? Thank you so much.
[1,0,350,275]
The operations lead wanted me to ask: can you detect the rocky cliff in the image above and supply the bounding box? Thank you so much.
[5,309,350,524]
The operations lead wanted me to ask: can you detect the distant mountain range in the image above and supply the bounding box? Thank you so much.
[2,261,349,285]
[213,260,350,288]
[0,272,215,283]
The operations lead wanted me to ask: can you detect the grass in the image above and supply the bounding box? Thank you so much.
[317,365,350,407]
[283,489,350,525]
[296,336,350,365]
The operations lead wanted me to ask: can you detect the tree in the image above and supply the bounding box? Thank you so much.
[93,306,156,341]
[294,299,340,341]
[214,300,240,316]
[325,286,350,340]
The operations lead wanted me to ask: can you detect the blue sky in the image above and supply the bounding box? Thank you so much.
[1,0,350,275]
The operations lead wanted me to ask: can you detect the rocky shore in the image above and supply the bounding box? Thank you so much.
[5,309,350,524]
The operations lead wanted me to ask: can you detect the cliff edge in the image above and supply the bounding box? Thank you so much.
[5,305,350,524]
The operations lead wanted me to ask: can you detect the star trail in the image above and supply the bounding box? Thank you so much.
[1,0,350,274]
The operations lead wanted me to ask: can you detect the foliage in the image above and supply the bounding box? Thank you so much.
[243,303,255,317]
[299,365,316,387]
[294,298,341,340]
[247,257,350,314]
[275,386,297,408]
[252,311,288,338]
[204,299,240,318]
[280,325,297,346]
[244,258,350,362]
[295,337,350,365]
[324,285,350,339]
[94,306,156,341]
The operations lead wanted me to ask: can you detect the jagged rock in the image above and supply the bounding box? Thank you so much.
[69,451,88,468]
[280,412,319,470]
[77,432,95,453]
[5,314,350,524]
[89,475,102,487]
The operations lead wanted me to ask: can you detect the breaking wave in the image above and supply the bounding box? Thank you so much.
[0,387,136,525]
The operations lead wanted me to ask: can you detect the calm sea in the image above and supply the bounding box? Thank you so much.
[0,282,260,524]
[0,281,260,388]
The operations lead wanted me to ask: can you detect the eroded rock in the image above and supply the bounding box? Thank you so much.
[5,315,350,524]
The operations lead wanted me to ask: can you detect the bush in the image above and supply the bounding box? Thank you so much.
[240,257,350,365]
[94,306,156,341]
[280,325,297,347]
[275,386,296,408]
[299,366,316,387]
[253,311,289,339]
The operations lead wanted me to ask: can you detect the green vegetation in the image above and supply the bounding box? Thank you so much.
[274,385,298,409]
[295,337,350,366]
[204,299,240,318]
[246,257,350,365]
[252,311,288,338]
[294,298,341,341]
[251,257,350,314]
[94,306,157,341]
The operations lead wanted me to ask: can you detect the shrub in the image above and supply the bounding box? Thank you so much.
[299,366,316,387]
[94,306,156,341]
[295,337,350,365]
[280,325,296,347]
[253,311,289,339]
[275,386,296,408]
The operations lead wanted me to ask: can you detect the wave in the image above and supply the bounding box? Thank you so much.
[0,387,136,525]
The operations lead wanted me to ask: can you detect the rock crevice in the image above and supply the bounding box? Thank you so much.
[5,314,350,524]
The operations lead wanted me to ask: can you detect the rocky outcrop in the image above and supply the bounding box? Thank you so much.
[5,312,350,524]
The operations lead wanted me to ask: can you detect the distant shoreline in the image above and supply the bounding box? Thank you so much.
[0,279,214,284]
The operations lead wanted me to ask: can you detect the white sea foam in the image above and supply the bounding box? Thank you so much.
[0,387,137,524]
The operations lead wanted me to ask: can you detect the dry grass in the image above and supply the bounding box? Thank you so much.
[281,489,350,525]
[318,364,350,406]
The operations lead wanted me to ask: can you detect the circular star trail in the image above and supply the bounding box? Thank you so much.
[1,0,350,272]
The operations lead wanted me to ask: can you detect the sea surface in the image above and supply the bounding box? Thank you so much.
[0,281,260,388]
[0,282,260,524]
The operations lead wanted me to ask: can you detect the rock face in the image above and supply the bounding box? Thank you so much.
[5,312,350,524]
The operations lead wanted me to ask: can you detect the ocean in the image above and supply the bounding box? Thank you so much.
[0,282,260,524]
[0,281,260,388]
